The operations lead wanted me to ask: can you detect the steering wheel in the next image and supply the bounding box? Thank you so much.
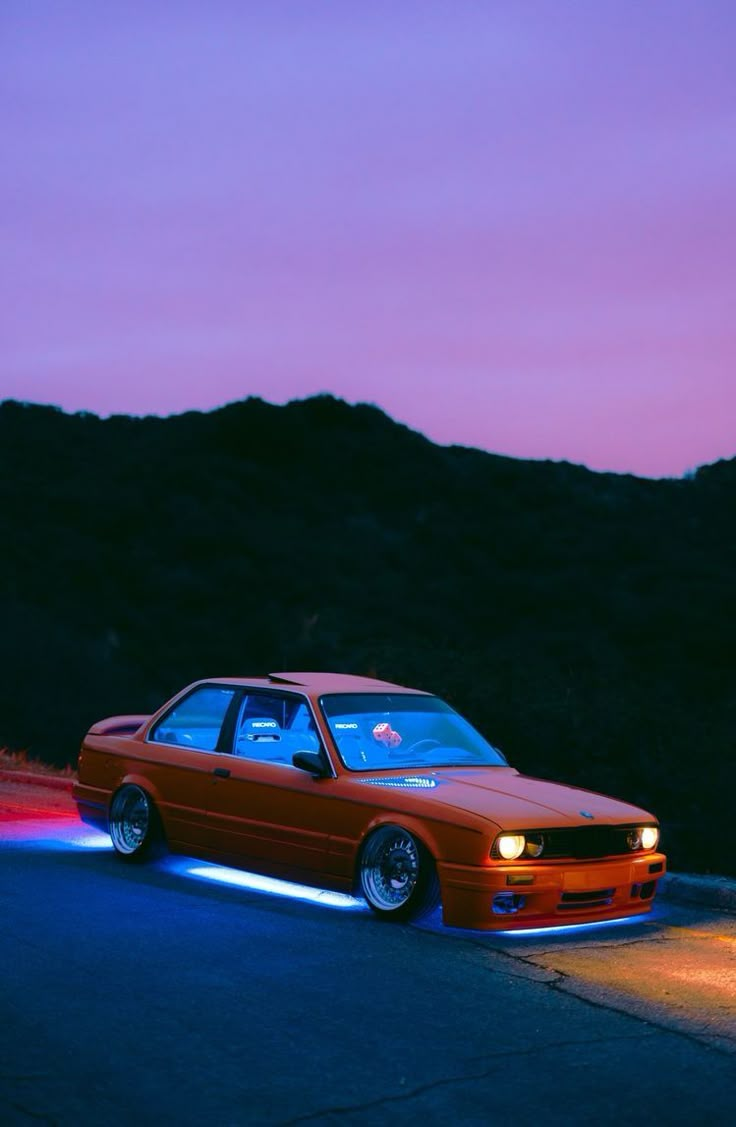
[390,737,441,759]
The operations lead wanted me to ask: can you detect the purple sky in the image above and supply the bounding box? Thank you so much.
[2,2,735,477]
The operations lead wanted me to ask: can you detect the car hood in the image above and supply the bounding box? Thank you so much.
[419,767,655,830]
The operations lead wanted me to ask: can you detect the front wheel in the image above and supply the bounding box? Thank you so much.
[359,825,440,921]
[109,784,164,862]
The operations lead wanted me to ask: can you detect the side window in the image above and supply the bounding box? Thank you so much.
[233,693,320,765]
[149,686,236,752]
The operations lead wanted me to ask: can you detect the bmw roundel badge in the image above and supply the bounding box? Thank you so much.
[580,810,595,819]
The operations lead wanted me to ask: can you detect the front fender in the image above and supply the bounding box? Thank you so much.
[352,812,488,892]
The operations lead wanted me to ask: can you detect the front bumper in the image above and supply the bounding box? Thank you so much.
[438,851,667,930]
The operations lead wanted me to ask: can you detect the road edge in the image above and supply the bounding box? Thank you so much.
[659,872,736,913]
[0,769,75,791]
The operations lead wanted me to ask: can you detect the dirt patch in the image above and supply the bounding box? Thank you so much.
[0,776,76,815]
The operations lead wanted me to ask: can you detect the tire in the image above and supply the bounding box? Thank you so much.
[359,825,441,921]
[108,784,164,862]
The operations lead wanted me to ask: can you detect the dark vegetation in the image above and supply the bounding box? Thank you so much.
[1,396,734,874]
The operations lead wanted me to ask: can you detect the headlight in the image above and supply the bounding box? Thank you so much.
[627,826,660,851]
[495,834,526,860]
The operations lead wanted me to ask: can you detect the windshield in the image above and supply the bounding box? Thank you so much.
[320,693,507,771]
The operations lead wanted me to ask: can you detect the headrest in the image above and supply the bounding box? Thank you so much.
[241,717,281,741]
[290,709,315,731]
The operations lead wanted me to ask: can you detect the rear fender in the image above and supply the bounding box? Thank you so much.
[113,771,165,816]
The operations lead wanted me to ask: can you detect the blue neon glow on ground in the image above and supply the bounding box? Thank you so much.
[496,913,650,937]
[0,821,113,851]
[185,862,365,911]
[69,832,113,849]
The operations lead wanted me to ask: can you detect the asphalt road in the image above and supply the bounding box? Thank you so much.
[1,784,735,1126]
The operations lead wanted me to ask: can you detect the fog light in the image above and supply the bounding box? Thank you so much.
[492,892,526,915]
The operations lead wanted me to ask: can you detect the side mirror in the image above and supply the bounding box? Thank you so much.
[292,750,329,778]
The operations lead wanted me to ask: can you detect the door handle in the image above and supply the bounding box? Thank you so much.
[213,767,231,778]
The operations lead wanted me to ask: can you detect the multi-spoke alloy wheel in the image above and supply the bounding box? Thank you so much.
[109,785,160,861]
[360,825,440,920]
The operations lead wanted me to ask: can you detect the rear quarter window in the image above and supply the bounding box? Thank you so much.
[149,686,236,752]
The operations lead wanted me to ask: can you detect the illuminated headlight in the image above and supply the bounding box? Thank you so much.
[495,834,526,860]
[627,826,660,851]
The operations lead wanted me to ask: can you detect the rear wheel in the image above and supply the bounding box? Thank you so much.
[109,785,164,862]
[359,825,440,921]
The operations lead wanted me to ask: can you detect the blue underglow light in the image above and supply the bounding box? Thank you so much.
[186,863,365,911]
[70,832,113,850]
[497,913,650,938]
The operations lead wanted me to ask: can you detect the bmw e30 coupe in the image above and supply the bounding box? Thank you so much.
[73,672,666,930]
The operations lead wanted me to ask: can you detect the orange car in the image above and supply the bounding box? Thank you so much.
[73,672,666,930]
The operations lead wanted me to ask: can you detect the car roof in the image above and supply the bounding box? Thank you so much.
[200,672,429,695]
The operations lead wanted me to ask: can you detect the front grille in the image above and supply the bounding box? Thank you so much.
[536,825,642,860]
[559,888,614,910]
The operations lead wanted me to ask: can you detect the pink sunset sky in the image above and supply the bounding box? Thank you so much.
[2,1,735,477]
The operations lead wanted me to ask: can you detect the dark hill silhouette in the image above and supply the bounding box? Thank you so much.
[1,395,734,874]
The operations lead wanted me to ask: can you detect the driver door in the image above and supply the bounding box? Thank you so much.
[205,690,341,881]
